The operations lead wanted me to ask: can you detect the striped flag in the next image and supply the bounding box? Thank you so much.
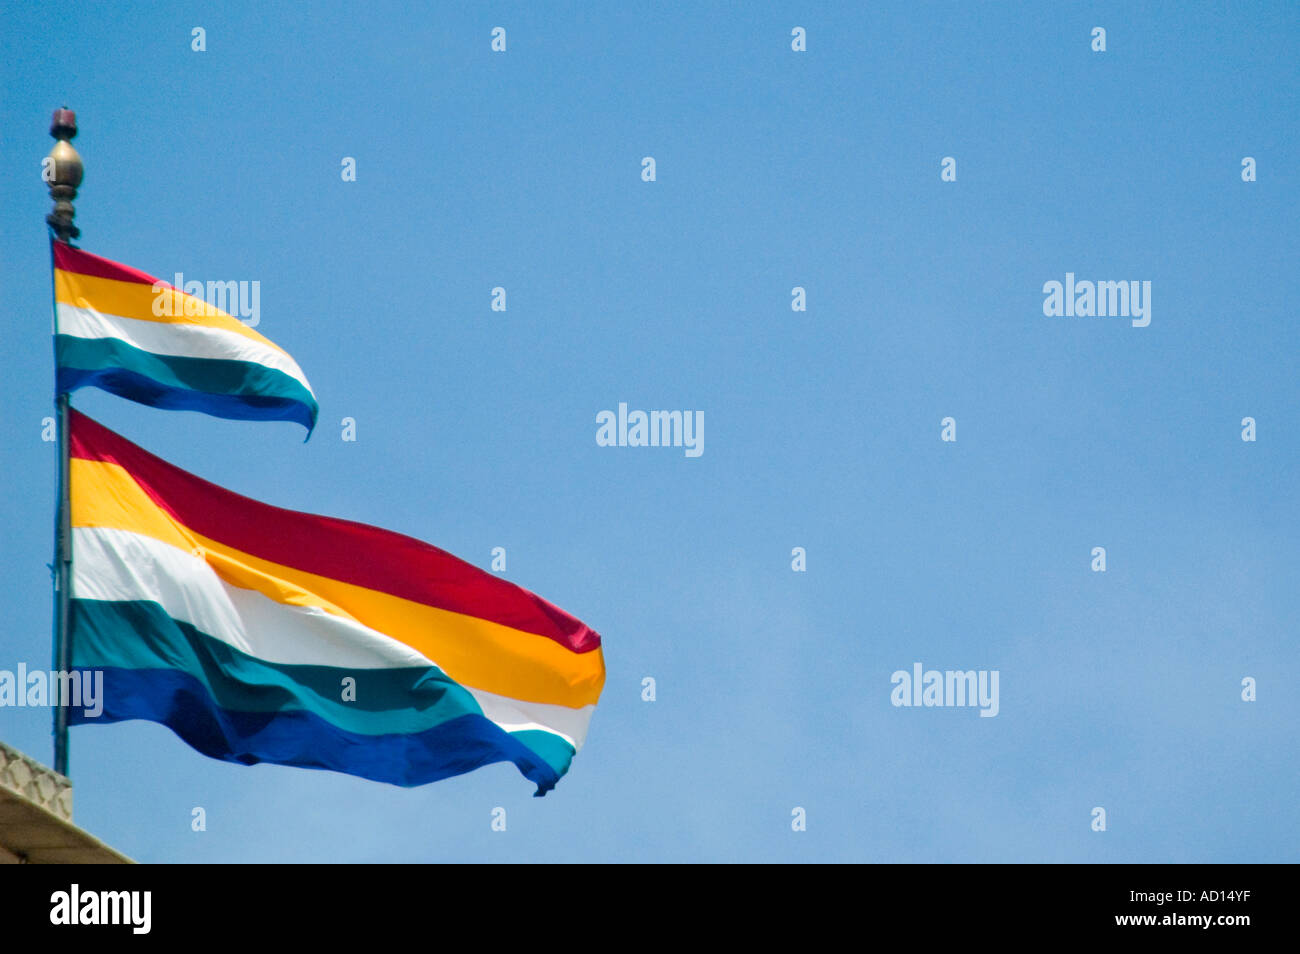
[52,242,318,432]
[66,411,604,794]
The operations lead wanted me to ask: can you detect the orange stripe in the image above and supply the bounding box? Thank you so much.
[55,268,286,355]
[70,459,604,708]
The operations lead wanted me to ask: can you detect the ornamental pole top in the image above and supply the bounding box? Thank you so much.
[45,107,83,243]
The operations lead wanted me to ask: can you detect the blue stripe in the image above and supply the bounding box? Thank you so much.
[69,598,578,779]
[68,667,564,795]
[58,365,317,433]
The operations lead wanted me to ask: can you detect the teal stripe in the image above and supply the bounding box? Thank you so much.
[56,334,316,410]
[69,599,572,752]
[510,729,577,778]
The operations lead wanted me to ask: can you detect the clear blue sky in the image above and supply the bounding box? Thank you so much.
[1,1,1297,862]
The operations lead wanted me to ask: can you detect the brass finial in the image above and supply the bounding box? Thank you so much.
[45,107,83,243]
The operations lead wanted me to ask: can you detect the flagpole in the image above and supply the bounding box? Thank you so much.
[46,108,82,777]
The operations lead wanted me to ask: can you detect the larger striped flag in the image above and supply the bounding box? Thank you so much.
[66,411,604,794]
[52,242,318,432]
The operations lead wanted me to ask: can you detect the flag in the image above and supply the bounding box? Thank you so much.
[52,242,318,432]
[66,411,604,794]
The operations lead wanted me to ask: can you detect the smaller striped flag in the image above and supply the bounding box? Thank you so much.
[52,241,318,432]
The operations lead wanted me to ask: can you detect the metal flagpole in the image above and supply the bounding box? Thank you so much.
[45,107,82,777]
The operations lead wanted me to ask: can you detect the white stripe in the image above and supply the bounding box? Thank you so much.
[71,526,592,749]
[57,303,315,395]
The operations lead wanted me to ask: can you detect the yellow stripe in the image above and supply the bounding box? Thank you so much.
[70,459,604,708]
[55,269,286,355]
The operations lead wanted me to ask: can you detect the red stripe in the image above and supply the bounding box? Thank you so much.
[70,410,601,654]
[53,241,171,288]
